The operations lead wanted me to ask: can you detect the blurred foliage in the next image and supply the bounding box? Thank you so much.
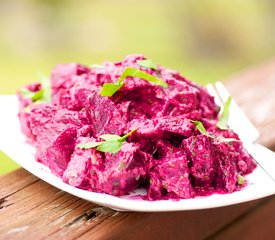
[1,0,275,174]
[0,151,20,175]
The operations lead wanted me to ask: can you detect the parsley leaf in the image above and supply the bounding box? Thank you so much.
[190,120,239,142]
[32,89,45,101]
[119,128,137,141]
[99,134,122,141]
[91,64,104,69]
[100,67,168,97]
[97,140,123,154]
[217,96,231,130]
[39,73,51,103]
[100,82,125,97]
[137,59,158,71]
[20,88,44,101]
[190,120,214,139]
[20,73,51,104]
[77,141,103,149]
[237,175,246,185]
[77,129,137,154]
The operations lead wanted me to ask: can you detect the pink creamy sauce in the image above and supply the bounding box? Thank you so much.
[17,55,256,200]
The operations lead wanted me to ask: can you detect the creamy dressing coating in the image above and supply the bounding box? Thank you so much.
[17,55,256,200]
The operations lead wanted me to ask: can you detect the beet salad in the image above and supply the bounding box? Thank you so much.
[17,55,256,200]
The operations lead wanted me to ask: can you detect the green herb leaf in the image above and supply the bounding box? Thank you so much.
[91,64,104,69]
[31,89,44,101]
[237,175,246,185]
[217,96,231,130]
[77,141,103,149]
[99,134,122,141]
[100,67,168,97]
[39,73,51,103]
[190,120,214,139]
[119,128,137,141]
[20,88,36,99]
[77,129,137,154]
[20,88,45,102]
[119,67,167,88]
[190,120,239,142]
[100,82,125,97]
[137,59,158,71]
[96,140,122,154]
[20,73,51,105]
[191,120,208,135]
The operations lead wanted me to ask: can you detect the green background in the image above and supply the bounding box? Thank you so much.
[1,0,275,175]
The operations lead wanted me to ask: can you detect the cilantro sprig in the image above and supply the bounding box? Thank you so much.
[100,67,168,97]
[137,59,158,71]
[20,73,51,103]
[217,96,231,130]
[20,88,44,102]
[237,175,246,185]
[90,64,104,69]
[191,120,214,139]
[191,120,239,142]
[77,129,137,154]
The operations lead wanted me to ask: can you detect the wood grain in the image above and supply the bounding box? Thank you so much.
[210,196,275,240]
[225,60,275,149]
[1,60,275,240]
[0,172,266,240]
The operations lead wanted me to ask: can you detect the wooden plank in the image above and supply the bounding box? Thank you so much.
[0,168,38,199]
[0,173,264,240]
[210,195,275,240]
[224,60,275,149]
[1,60,275,239]
[77,200,265,240]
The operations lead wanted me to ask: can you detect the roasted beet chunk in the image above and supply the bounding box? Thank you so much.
[51,63,90,95]
[86,90,126,136]
[183,135,215,189]
[53,84,89,111]
[114,86,166,120]
[148,140,193,200]
[183,135,239,194]
[63,137,104,190]
[96,142,149,196]
[211,141,239,193]
[211,129,256,175]
[17,83,43,142]
[45,127,77,176]
[30,104,85,176]
[197,88,219,119]
[129,116,193,140]
[161,87,200,117]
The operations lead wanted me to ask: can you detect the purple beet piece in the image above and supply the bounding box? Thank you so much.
[17,83,42,142]
[86,90,126,136]
[63,137,104,190]
[96,142,149,196]
[148,140,193,200]
[211,140,239,193]
[129,116,193,140]
[51,63,90,95]
[45,127,77,176]
[30,104,85,176]
[182,135,215,190]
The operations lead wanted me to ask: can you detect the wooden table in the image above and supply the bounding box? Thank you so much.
[1,61,275,240]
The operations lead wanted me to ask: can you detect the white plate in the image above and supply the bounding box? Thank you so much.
[1,95,275,212]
